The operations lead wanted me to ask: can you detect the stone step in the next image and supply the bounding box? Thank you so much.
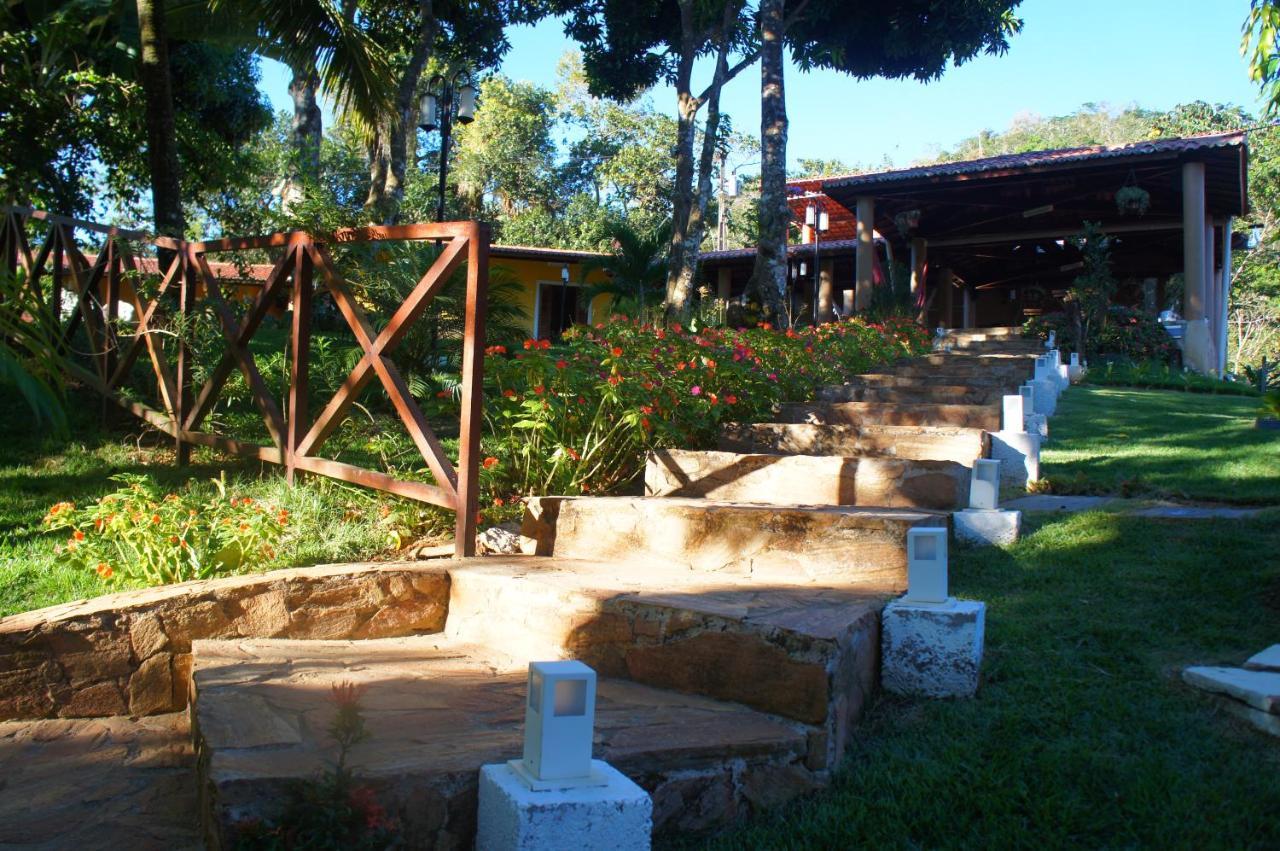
[521,496,941,590]
[191,635,821,845]
[942,326,1023,341]
[816,383,1004,406]
[719,422,989,466]
[444,558,882,766]
[892,355,1037,374]
[844,373,1022,389]
[780,400,1002,431]
[644,448,968,510]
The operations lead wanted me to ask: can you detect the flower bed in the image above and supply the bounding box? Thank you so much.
[479,316,930,503]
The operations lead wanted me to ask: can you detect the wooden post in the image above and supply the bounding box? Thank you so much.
[174,244,195,465]
[855,196,875,312]
[287,239,312,485]
[910,238,928,324]
[454,222,489,558]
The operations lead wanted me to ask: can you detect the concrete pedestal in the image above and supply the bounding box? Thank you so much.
[988,430,1040,487]
[882,599,986,698]
[1027,379,1057,416]
[1025,413,1049,440]
[477,760,652,851]
[1056,364,1071,390]
[954,508,1022,546]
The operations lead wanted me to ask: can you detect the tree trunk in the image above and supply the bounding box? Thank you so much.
[285,65,322,213]
[135,0,184,239]
[365,0,435,224]
[746,0,789,324]
[664,1,741,317]
[663,2,699,315]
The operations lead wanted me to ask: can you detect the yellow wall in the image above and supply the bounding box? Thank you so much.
[492,255,613,337]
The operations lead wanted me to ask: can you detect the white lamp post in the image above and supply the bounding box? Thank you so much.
[903,527,949,606]
[509,660,606,790]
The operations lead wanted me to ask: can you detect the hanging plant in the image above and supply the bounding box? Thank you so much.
[1115,185,1150,217]
[894,209,922,234]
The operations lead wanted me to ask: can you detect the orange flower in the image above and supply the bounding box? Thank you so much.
[538,339,551,350]
[95,562,113,579]
[523,338,536,350]
[151,514,161,524]
[482,456,499,470]
[493,497,505,507]
[277,510,289,525]
[73,529,85,541]
[565,447,580,461]
[611,346,623,357]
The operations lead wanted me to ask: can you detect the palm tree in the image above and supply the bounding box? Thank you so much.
[135,0,393,234]
[583,220,673,319]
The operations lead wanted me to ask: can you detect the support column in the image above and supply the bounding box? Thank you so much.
[1181,162,1210,373]
[962,286,973,329]
[910,238,928,324]
[716,266,731,301]
[855,196,875,312]
[1205,217,1217,373]
[941,268,955,330]
[1219,217,1233,375]
[818,259,835,322]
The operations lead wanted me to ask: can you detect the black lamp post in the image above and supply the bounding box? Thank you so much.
[805,199,830,324]
[418,69,477,223]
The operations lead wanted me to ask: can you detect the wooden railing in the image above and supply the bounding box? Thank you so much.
[0,206,489,557]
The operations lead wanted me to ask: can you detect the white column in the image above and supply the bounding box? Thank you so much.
[855,196,875,312]
[962,287,973,329]
[1181,162,1210,373]
[910,238,928,324]
[818,259,835,322]
[1220,217,1233,375]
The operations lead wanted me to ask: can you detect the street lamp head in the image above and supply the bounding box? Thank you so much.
[560,264,570,284]
[455,74,477,124]
[818,210,830,232]
[417,92,439,132]
[805,204,817,227]
[723,171,739,198]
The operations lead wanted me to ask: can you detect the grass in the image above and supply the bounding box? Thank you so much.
[1085,360,1261,396]
[679,509,1280,849]
[1039,386,1280,505]
[0,389,442,618]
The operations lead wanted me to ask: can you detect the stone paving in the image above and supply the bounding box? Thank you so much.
[0,713,199,850]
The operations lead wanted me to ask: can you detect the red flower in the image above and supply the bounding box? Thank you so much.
[565,447,581,461]
[73,529,85,541]
[523,338,535,350]
[502,388,516,398]
[485,344,508,355]
[483,456,499,469]
[539,339,552,350]
[556,359,567,369]
[95,562,113,579]
[611,346,623,357]
[533,384,545,395]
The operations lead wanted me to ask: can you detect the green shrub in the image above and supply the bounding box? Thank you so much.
[478,315,930,499]
[1024,307,1178,363]
[1085,360,1260,396]
[43,473,287,585]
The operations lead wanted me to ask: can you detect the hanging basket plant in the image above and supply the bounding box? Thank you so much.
[1115,185,1151,217]
[894,209,922,235]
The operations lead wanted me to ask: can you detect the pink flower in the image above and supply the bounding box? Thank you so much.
[690,386,702,396]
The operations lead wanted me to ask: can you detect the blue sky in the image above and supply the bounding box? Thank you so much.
[260,0,1261,171]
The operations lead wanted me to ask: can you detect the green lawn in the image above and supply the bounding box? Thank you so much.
[682,509,1280,849]
[1040,386,1280,504]
[0,390,434,618]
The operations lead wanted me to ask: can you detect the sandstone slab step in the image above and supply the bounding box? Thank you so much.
[644,448,967,510]
[521,496,941,589]
[444,557,882,766]
[192,636,818,847]
[780,400,1002,430]
[816,384,1004,406]
[719,422,988,465]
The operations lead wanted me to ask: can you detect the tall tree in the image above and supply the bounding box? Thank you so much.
[559,0,757,317]
[746,0,1023,321]
[1244,0,1280,116]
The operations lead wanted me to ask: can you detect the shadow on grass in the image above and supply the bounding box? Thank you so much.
[674,509,1280,850]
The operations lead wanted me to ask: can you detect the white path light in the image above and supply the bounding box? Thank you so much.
[969,459,1000,510]
[1002,394,1025,433]
[512,661,603,789]
[903,527,949,606]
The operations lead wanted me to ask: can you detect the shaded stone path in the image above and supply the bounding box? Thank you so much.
[1005,494,1268,519]
[0,713,198,850]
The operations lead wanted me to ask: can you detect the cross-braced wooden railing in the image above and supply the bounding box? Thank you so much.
[0,206,489,557]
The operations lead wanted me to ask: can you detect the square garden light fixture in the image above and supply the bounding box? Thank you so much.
[509,661,608,791]
[903,527,949,606]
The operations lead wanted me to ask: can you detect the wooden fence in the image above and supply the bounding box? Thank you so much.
[0,206,489,557]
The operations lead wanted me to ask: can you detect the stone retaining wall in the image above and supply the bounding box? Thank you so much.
[645,449,969,510]
[0,562,450,720]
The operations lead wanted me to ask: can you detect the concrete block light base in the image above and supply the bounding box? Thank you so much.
[477,760,653,851]
[954,509,1022,546]
[881,599,986,698]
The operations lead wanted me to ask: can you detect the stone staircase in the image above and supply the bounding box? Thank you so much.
[183,326,1038,847]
